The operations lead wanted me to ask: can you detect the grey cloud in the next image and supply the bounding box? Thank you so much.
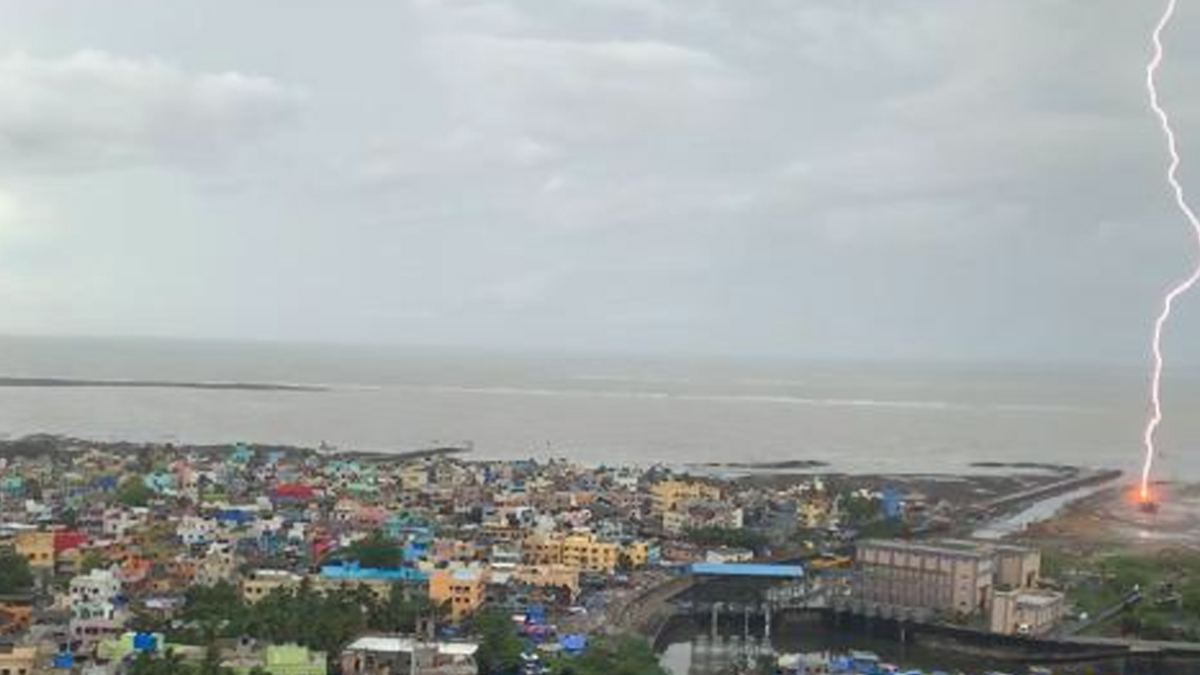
[0,50,302,174]
[0,0,1197,363]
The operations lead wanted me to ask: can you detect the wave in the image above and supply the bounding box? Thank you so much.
[416,384,1098,414]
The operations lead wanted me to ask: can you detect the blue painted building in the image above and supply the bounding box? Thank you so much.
[320,561,429,582]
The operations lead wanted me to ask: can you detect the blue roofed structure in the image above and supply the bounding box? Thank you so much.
[320,561,429,582]
[688,562,804,579]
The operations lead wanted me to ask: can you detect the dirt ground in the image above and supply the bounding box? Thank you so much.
[1016,482,1200,554]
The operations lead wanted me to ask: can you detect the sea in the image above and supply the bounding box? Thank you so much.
[0,335,1198,479]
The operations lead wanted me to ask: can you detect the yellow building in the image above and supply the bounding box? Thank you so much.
[651,480,721,516]
[429,568,485,623]
[523,534,622,574]
[512,564,580,597]
[240,569,302,604]
[13,531,55,570]
[621,541,650,569]
[0,644,36,675]
[798,500,829,529]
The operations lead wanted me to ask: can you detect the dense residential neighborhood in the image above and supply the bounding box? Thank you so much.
[0,439,903,674]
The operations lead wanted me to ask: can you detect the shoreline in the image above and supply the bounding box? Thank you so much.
[0,376,326,392]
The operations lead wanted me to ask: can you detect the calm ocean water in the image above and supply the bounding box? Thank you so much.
[0,336,1197,478]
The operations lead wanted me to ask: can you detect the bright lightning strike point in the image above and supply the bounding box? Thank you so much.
[1140,0,1200,503]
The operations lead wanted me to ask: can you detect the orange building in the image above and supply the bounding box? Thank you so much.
[14,530,55,570]
[429,568,485,623]
[0,596,32,635]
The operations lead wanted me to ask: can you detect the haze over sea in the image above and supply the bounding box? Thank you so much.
[1,336,1198,479]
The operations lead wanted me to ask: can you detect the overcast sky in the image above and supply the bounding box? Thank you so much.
[1,1,1199,363]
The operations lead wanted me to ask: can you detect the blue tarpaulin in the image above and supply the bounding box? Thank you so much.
[133,632,158,652]
[559,634,587,653]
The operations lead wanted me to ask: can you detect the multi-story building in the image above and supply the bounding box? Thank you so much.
[69,568,126,653]
[521,533,650,574]
[523,533,614,574]
[855,539,997,617]
[0,596,32,636]
[176,515,218,547]
[14,530,55,570]
[0,644,36,675]
[994,544,1041,590]
[854,539,1063,634]
[650,480,721,517]
[429,568,485,623]
[102,507,148,539]
[990,588,1065,636]
[661,501,744,535]
[241,569,303,604]
[560,534,618,574]
[511,564,580,598]
[193,543,237,587]
[316,562,429,601]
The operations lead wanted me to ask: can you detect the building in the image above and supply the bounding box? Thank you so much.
[70,569,123,618]
[560,534,618,574]
[0,644,36,675]
[14,530,55,570]
[428,568,484,623]
[622,540,651,568]
[990,588,1065,636]
[239,644,327,675]
[240,569,303,604]
[522,533,630,574]
[316,562,429,601]
[511,564,580,598]
[651,480,721,517]
[705,547,754,564]
[855,540,996,617]
[0,596,32,636]
[69,569,127,653]
[994,545,1041,590]
[661,501,744,535]
[194,544,238,587]
[853,539,1059,633]
[341,636,478,675]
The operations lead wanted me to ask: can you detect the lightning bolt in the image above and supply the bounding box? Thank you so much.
[1141,0,1200,502]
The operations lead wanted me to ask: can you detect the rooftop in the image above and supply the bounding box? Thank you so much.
[344,636,478,657]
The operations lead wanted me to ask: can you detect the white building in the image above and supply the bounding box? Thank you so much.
[177,515,218,546]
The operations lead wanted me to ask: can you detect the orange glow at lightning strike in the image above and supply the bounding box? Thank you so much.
[1141,0,1200,503]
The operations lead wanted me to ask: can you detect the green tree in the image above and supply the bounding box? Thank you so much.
[117,475,155,507]
[343,530,403,568]
[179,581,248,638]
[473,607,524,675]
[566,635,668,675]
[0,549,34,594]
[78,550,106,575]
[129,650,197,675]
[842,494,881,524]
[368,583,431,632]
[684,526,767,550]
